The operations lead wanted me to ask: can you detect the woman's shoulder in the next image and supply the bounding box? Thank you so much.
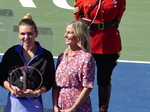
[4,45,19,53]
[58,53,64,57]
[57,53,64,60]
[42,48,53,55]
[9,45,19,49]
[78,50,92,56]
[78,50,95,61]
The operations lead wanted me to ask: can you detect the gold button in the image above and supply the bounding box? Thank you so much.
[102,19,104,21]
[116,32,118,35]
[114,5,117,7]
[102,10,104,13]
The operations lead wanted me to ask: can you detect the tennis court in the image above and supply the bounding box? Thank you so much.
[0,57,149,112]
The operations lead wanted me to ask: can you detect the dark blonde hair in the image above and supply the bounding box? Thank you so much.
[18,13,37,32]
[66,20,91,52]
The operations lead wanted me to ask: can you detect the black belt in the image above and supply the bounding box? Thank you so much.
[90,21,118,30]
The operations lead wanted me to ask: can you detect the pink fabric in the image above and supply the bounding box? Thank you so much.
[56,50,95,111]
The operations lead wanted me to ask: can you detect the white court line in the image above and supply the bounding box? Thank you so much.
[118,60,150,64]
[52,0,74,10]
[19,0,36,8]
[54,56,150,64]
[0,54,150,64]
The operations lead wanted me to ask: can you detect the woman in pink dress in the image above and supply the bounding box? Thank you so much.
[52,20,95,112]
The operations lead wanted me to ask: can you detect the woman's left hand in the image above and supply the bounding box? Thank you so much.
[61,108,73,112]
[15,89,37,97]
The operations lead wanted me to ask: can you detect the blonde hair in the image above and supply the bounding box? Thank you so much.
[22,13,32,20]
[65,20,91,52]
[18,13,37,32]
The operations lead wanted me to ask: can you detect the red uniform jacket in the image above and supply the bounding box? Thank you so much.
[74,0,126,54]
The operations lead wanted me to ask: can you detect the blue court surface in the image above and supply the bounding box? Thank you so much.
[0,56,150,112]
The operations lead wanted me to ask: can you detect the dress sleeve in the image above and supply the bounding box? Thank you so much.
[82,54,95,88]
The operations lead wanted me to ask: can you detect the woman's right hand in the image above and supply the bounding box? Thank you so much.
[9,85,21,96]
[53,105,60,112]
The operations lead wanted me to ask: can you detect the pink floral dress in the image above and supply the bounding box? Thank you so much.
[55,50,95,112]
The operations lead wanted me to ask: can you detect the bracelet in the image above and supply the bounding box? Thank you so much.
[35,90,40,97]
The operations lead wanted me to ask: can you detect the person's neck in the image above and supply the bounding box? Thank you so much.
[23,44,37,53]
[68,47,81,57]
